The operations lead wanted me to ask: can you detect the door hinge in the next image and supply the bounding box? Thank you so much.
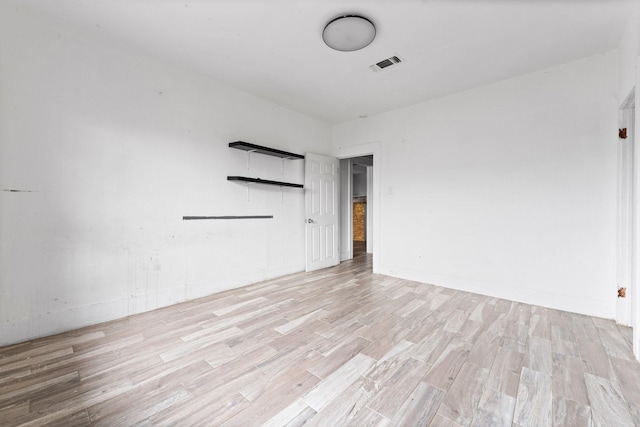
[619,128,628,139]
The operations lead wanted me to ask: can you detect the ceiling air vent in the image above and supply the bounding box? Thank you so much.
[369,55,403,72]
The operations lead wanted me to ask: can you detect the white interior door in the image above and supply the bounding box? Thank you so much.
[305,153,340,272]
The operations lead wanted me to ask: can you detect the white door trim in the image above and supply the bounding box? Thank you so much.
[339,159,353,261]
[335,141,381,274]
[366,165,373,254]
[634,74,640,360]
[617,97,634,327]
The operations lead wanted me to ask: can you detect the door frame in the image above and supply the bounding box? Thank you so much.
[617,93,634,327]
[616,66,640,361]
[633,78,640,360]
[366,165,373,254]
[339,159,353,261]
[335,141,381,274]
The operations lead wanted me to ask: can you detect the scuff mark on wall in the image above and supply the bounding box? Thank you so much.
[127,252,160,315]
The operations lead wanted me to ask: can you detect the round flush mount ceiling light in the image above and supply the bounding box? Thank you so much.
[323,15,376,52]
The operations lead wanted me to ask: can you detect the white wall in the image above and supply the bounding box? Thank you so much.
[333,52,619,319]
[0,5,331,346]
[352,165,368,196]
[618,6,640,103]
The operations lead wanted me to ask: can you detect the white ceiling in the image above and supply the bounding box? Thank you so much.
[13,0,637,124]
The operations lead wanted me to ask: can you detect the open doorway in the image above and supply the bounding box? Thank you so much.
[351,156,373,258]
[339,155,373,261]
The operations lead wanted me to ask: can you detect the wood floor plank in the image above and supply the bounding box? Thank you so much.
[149,392,249,426]
[471,387,515,427]
[360,322,410,360]
[576,338,613,380]
[0,370,79,410]
[528,312,551,340]
[610,356,640,421]
[241,362,319,402]
[9,377,133,427]
[551,337,579,357]
[487,346,523,397]
[265,319,327,353]
[365,339,415,385]
[22,333,144,381]
[513,367,552,427]
[261,398,314,427]
[89,385,190,426]
[283,406,317,427]
[618,325,633,349]
[365,357,429,419]
[256,345,323,379]
[183,352,272,394]
[344,407,391,427]
[394,298,426,318]
[551,323,576,343]
[212,296,269,316]
[597,326,635,361]
[307,337,371,379]
[457,319,486,344]
[33,409,91,427]
[467,330,503,370]
[549,309,573,327]
[524,336,552,375]
[571,313,599,341]
[430,414,464,426]
[223,369,320,426]
[302,352,375,412]
[410,328,455,366]
[274,308,328,335]
[0,367,31,388]
[28,369,126,415]
[585,373,634,427]
[0,401,30,425]
[551,352,588,405]
[404,313,445,344]
[304,377,378,427]
[1,252,639,426]
[0,347,74,374]
[552,396,591,427]
[443,309,468,333]
[504,303,530,350]
[436,362,489,425]
[422,338,472,390]
[391,381,445,426]
[468,301,490,323]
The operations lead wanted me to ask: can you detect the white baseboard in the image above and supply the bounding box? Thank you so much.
[381,268,614,320]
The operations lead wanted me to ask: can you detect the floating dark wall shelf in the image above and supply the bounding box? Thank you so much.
[227,176,303,188]
[183,215,273,220]
[229,141,304,160]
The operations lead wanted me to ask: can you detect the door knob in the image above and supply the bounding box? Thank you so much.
[306,219,314,223]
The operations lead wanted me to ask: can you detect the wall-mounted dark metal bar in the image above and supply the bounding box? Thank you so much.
[183,215,274,220]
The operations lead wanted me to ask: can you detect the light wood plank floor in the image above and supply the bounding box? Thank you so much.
[1,252,639,426]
